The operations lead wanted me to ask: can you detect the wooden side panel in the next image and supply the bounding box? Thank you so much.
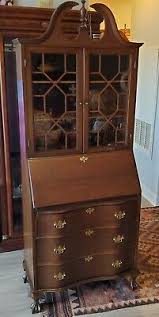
[0,34,12,237]
[28,150,140,208]
[15,43,35,288]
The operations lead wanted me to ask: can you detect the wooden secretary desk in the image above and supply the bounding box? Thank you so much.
[14,1,142,313]
[0,3,101,251]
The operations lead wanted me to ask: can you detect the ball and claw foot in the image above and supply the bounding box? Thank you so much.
[130,278,138,290]
[31,301,42,314]
[23,273,28,284]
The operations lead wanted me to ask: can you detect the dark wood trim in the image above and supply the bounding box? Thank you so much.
[0,235,23,252]
[0,34,13,237]
[0,5,103,38]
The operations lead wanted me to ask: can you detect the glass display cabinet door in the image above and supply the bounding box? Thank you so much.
[85,52,130,151]
[31,51,82,154]
[4,39,22,236]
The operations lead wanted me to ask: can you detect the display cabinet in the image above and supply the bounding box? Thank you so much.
[15,1,142,313]
[0,4,101,251]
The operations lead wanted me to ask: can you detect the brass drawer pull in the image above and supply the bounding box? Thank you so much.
[113,235,125,244]
[54,245,66,255]
[85,229,94,237]
[85,207,95,214]
[112,260,122,268]
[54,272,66,281]
[85,255,94,262]
[54,220,66,229]
[80,155,88,163]
[114,211,126,220]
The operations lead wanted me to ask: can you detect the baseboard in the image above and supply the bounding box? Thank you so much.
[141,183,157,205]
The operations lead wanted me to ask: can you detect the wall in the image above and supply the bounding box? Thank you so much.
[14,0,81,7]
[132,0,159,205]
[15,0,39,6]
[131,0,159,45]
[89,0,133,30]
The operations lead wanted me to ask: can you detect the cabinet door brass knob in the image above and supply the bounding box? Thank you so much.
[113,235,125,244]
[114,211,126,220]
[112,260,122,268]
[80,155,88,163]
[54,220,66,229]
[85,207,95,214]
[54,245,66,255]
[54,272,66,281]
[85,255,94,262]
[85,229,94,237]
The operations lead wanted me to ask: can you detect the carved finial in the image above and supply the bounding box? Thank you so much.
[80,0,88,28]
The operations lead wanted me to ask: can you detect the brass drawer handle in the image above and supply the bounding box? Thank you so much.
[85,229,94,237]
[85,255,94,262]
[112,260,122,268]
[54,220,66,229]
[80,155,88,163]
[114,211,126,220]
[85,207,95,214]
[54,272,66,281]
[113,235,125,244]
[54,245,66,255]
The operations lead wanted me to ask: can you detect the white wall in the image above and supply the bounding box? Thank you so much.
[132,0,159,205]
[89,0,133,30]
[15,0,38,6]
[14,0,82,8]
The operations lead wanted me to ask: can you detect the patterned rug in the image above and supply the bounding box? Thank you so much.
[42,207,159,316]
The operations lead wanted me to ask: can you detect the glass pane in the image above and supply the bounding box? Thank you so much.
[100,87,117,116]
[99,124,116,146]
[46,86,65,117]
[66,54,76,72]
[67,134,76,149]
[44,54,64,80]
[88,53,130,150]
[101,55,119,80]
[32,53,77,153]
[90,55,99,72]
[35,136,45,151]
[4,38,22,235]
[89,83,106,111]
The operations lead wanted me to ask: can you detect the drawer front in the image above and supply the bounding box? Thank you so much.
[29,151,140,208]
[36,199,138,237]
[36,226,136,264]
[37,252,133,290]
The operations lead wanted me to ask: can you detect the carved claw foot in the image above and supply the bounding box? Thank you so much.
[130,278,138,290]
[31,300,42,314]
[126,275,138,290]
[23,273,28,284]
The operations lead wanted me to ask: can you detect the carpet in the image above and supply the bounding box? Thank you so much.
[42,207,159,316]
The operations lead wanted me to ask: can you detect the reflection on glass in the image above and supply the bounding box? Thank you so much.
[89,53,129,149]
[32,53,77,152]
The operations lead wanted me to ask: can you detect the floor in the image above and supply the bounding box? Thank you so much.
[0,198,158,317]
[0,250,159,317]
[141,196,153,208]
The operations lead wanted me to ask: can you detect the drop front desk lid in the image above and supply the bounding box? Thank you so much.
[28,150,140,209]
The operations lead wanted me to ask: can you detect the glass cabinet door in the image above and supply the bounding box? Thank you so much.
[31,51,82,154]
[4,38,22,236]
[87,53,130,151]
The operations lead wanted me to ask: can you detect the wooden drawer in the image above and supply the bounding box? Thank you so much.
[36,226,136,264]
[37,252,133,290]
[36,199,138,237]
